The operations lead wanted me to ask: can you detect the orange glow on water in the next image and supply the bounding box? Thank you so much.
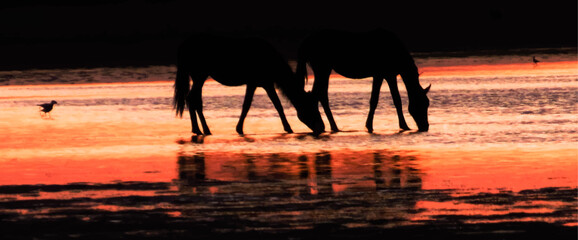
[0,155,176,185]
[0,60,575,195]
[174,150,577,194]
[0,59,576,231]
[418,61,577,77]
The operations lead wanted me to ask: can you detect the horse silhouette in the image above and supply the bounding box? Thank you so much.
[173,34,325,136]
[296,29,430,132]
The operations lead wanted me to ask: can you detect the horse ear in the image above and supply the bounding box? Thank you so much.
[424,84,431,94]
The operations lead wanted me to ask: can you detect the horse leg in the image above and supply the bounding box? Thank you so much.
[189,79,211,135]
[195,92,211,136]
[313,68,339,132]
[385,75,410,131]
[365,76,384,133]
[264,85,293,134]
[186,92,202,135]
[236,84,256,135]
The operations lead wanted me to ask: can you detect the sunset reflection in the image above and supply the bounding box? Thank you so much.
[176,150,424,196]
[0,57,576,237]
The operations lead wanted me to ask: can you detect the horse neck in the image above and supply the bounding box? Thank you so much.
[400,65,425,98]
[275,72,304,105]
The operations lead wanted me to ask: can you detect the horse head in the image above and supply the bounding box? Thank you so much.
[295,91,325,135]
[408,84,430,132]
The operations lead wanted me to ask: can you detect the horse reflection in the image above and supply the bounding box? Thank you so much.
[373,152,422,191]
[314,152,333,196]
[177,153,207,194]
[298,155,310,196]
[244,154,258,181]
[176,151,421,196]
[175,151,424,227]
[243,153,298,183]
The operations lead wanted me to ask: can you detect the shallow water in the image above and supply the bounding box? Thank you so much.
[0,50,576,238]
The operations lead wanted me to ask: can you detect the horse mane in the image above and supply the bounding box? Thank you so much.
[273,63,301,102]
[258,41,302,102]
[295,45,309,90]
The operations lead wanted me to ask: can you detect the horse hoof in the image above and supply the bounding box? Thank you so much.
[191,135,205,143]
[312,130,325,137]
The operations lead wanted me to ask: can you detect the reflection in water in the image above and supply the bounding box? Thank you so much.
[314,152,333,196]
[0,150,575,238]
[177,153,206,194]
[373,153,423,191]
[245,154,257,181]
[373,152,386,190]
[177,150,423,197]
[1,56,577,238]
[298,155,310,196]
[175,150,425,229]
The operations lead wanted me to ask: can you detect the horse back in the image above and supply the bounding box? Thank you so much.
[178,34,292,86]
[301,29,414,78]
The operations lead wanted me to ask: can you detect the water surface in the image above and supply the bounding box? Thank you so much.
[0,50,576,239]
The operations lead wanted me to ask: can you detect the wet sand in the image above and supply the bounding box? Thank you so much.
[1,58,577,239]
[1,185,575,239]
[1,136,576,239]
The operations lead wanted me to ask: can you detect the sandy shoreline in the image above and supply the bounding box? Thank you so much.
[1,179,576,239]
[1,57,576,239]
[1,145,576,239]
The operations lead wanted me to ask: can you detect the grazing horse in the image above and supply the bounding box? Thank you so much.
[173,34,325,136]
[296,29,430,132]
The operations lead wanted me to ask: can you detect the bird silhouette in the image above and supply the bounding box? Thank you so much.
[38,100,57,119]
[532,56,540,65]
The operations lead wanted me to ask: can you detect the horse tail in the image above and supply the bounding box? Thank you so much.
[295,43,309,90]
[173,57,190,117]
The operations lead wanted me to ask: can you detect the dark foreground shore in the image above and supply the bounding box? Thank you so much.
[1,219,575,240]
[1,181,576,240]
[1,61,577,239]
